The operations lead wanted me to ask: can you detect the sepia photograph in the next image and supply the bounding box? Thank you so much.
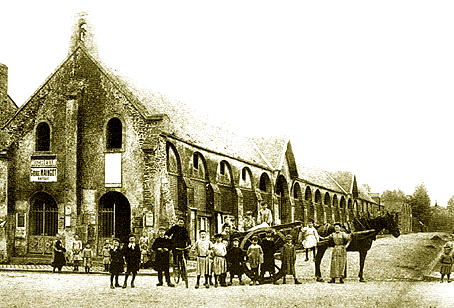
[1,1,454,307]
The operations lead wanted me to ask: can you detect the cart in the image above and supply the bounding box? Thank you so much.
[230,221,303,284]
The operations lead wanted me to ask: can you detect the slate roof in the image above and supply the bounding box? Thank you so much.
[328,171,376,203]
[296,164,346,194]
[252,135,289,170]
[88,50,272,169]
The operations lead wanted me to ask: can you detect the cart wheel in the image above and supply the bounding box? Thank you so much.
[240,227,287,284]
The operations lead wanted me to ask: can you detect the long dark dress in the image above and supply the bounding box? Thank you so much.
[109,247,124,275]
[52,240,66,270]
[261,238,276,275]
[152,236,173,284]
[281,243,296,275]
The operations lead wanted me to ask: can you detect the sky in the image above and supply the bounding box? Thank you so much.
[1,1,454,206]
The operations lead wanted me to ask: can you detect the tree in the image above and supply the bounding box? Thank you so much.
[408,183,431,226]
[447,195,454,214]
[381,189,408,213]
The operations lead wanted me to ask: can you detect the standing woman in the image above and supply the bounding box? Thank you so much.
[52,234,66,273]
[327,222,351,284]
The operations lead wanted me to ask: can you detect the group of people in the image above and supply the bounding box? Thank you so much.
[51,207,353,288]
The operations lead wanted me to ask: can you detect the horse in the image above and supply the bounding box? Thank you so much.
[314,212,400,282]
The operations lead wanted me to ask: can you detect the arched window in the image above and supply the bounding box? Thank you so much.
[30,192,58,236]
[36,122,50,151]
[106,118,122,149]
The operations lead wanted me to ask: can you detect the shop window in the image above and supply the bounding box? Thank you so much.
[106,118,122,149]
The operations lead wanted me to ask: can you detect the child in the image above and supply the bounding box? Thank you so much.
[82,243,93,273]
[212,233,228,287]
[247,235,263,285]
[261,230,278,284]
[109,238,124,289]
[102,240,111,272]
[123,234,141,288]
[191,230,213,289]
[226,237,245,285]
[139,233,150,269]
[72,235,83,272]
[280,234,301,284]
[300,220,319,262]
[151,227,175,287]
[439,244,453,283]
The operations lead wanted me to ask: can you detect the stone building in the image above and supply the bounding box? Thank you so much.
[0,13,383,261]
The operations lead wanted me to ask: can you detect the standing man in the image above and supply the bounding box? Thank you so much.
[152,227,175,287]
[257,202,273,226]
[165,217,191,265]
[122,234,141,288]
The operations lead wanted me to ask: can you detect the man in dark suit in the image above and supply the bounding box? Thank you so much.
[123,234,141,288]
[152,226,175,287]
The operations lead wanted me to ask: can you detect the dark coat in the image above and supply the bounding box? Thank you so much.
[261,238,276,272]
[52,240,66,269]
[123,243,141,273]
[226,246,245,275]
[151,236,172,271]
[165,225,191,249]
[109,247,124,275]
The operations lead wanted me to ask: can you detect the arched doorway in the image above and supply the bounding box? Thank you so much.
[28,192,58,254]
[99,192,131,243]
[276,175,290,224]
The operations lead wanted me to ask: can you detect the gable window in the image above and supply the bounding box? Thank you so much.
[106,118,122,149]
[36,122,50,151]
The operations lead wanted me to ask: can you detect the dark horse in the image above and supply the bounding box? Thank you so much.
[314,212,400,282]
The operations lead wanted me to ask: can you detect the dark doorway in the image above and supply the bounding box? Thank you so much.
[99,192,131,243]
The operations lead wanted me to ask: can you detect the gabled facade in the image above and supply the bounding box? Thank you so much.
[0,13,384,261]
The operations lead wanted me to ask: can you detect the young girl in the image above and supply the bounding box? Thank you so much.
[300,220,319,261]
[72,235,83,272]
[102,240,111,272]
[191,230,213,289]
[280,234,301,284]
[439,244,453,283]
[109,238,124,289]
[212,233,227,287]
[247,235,263,285]
[82,243,93,273]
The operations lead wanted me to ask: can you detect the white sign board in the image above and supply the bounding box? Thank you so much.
[105,153,122,187]
[30,158,57,182]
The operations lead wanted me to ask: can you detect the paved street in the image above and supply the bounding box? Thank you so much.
[0,271,453,308]
[0,232,450,307]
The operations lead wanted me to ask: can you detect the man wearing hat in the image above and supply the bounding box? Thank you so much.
[122,234,141,288]
[152,227,175,287]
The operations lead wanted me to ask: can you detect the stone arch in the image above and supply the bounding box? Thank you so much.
[340,196,346,223]
[315,190,324,224]
[98,191,131,243]
[276,175,290,224]
[324,192,333,223]
[305,186,314,221]
[217,160,236,214]
[348,198,354,221]
[29,191,58,236]
[240,167,256,215]
[166,142,186,214]
[333,194,340,222]
[259,172,272,209]
[293,182,304,223]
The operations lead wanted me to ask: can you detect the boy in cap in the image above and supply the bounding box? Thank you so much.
[247,235,263,285]
[226,237,245,285]
[122,234,141,288]
[109,238,124,289]
[280,234,301,284]
[152,227,175,287]
[191,230,213,288]
[260,230,278,284]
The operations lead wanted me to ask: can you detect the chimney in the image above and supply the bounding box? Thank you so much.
[0,63,7,105]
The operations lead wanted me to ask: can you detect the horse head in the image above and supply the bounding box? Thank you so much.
[384,212,400,238]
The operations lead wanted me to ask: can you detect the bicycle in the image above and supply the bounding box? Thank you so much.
[172,246,190,288]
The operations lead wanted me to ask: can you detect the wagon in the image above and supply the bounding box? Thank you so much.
[230,221,303,284]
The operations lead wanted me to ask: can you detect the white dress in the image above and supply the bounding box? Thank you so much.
[302,226,319,249]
